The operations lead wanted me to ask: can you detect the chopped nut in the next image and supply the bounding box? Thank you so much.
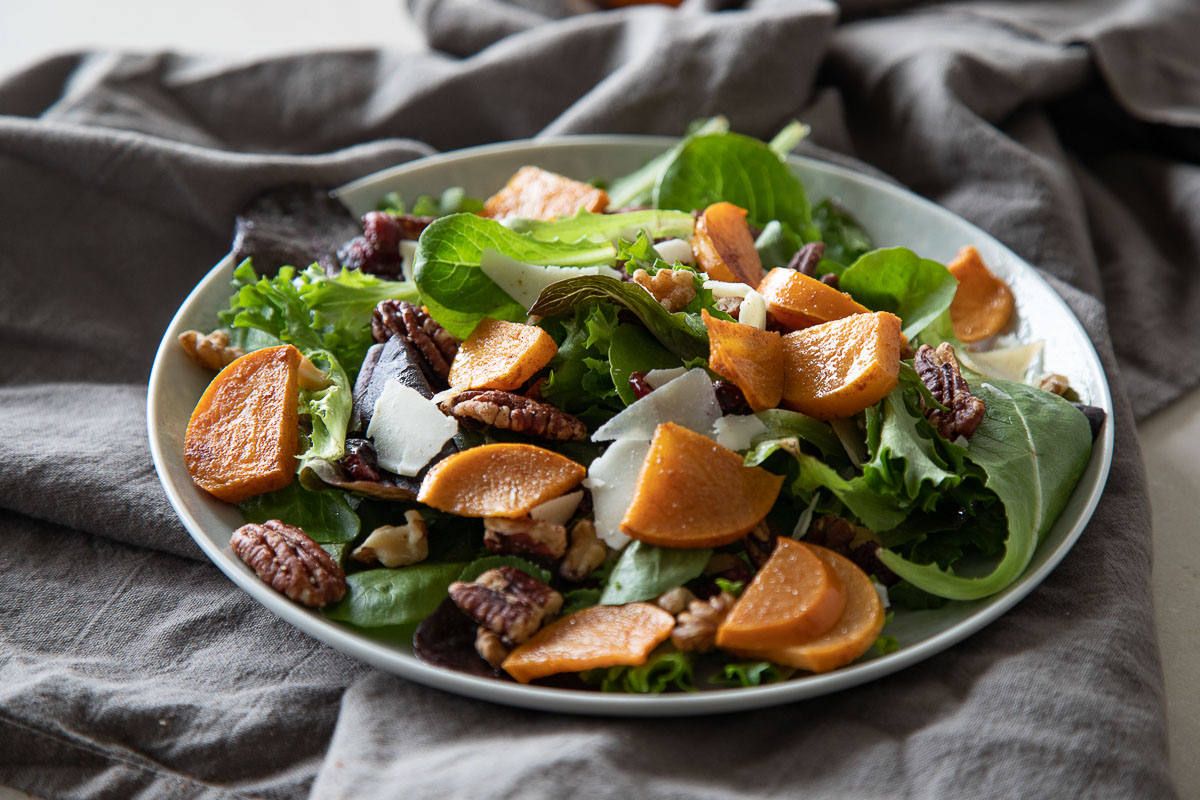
[352,510,428,567]
[715,295,742,320]
[230,519,346,608]
[560,519,607,582]
[654,586,698,616]
[371,299,458,384]
[483,516,568,559]
[448,566,563,644]
[806,514,898,586]
[632,268,698,312]
[474,626,511,669]
[439,389,587,441]
[178,329,244,371]
[1039,373,1071,396]
[914,343,986,440]
[297,353,333,390]
[671,591,736,653]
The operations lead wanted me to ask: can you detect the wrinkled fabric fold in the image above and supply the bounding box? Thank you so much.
[0,0,1191,797]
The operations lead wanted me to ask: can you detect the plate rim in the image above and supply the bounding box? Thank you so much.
[147,134,1115,717]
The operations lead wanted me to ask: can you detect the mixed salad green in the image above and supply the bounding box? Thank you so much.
[211,119,1095,691]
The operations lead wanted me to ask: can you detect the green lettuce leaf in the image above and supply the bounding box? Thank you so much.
[709,660,794,688]
[606,115,731,207]
[598,541,711,605]
[238,482,360,543]
[539,302,623,415]
[608,322,683,406]
[503,208,695,245]
[838,247,958,340]
[412,213,617,338]
[582,646,694,694]
[323,562,467,627]
[655,132,818,241]
[528,274,709,362]
[811,199,873,267]
[878,377,1093,599]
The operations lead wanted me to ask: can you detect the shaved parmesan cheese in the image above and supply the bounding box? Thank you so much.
[653,238,695,265]
[479,249,622,310]
[582,439,650,549]
[529,490,583,525]
[367,381,458,476]
[591,368,721,442]
[644,367,687,389]
[960,340,1044,383]
[399,240,418,280]
[702,280,767,329]
[712,414,768,451]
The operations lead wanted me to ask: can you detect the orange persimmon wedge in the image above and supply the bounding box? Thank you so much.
[620,422,784,549]
[725,543,886,673]
[448,317,558,391]
[481,166,609,220]
[715,538,847,650]
[502,603,677,684]
[701,308,784,412]
[184,344,301,504]
[947,246,1015,342]
[780,311,902,420]
[757,267,870,331]
[417,443,585,518]
[693,202,764,286]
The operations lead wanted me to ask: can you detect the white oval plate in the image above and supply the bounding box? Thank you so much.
[148,136,1113,716]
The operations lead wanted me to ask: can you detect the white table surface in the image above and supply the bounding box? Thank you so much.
[2,2,1196,798]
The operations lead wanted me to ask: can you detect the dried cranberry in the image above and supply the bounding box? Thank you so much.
[362,211,402,251]
[337,211,406,277]
[628,371,653,400]
[713,380,750,415]
[341,438,381,482]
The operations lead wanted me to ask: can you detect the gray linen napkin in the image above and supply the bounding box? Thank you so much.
[1,0,1193,797]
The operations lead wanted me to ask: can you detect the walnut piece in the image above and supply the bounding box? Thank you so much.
[914,343,986,440]
[744,518,781,570]
[483,516,568,559]
[474,626,511,669]
[230,520,346,608]
[806,514,898,587]
[632,268,698,312]
[560,519,607,582]
[448,566,563,644]
[178,329,244,370]
[654,586,698,616]
[371,299,458,383]
[671,591,736,653]
[352,510,428,567]
[1039,373,1071,396]
[439,389,587,441]
[715,295,742,320]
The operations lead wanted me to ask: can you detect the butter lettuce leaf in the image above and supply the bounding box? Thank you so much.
[838,247,958,340]
[599,541,711,605]
[503,208,695,245]
[412,213,616,339]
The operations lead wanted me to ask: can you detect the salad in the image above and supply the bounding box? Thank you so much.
[179,119,1100,693]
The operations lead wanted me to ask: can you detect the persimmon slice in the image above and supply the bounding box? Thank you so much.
[620,422,784,549]
[693,202,764,286]
[757,267,870,331]
[780,311,902,420]
[417,443,585,518]
[502,602,676,684]
[947,246,1014,342]
[184,344,301,504]
[715,538,846,650]
[701,309,784,412]
[481,166,609,221]
[448,317,558,391]
[725,543,886,673]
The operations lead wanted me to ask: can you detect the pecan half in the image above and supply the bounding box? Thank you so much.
[230,520,346,607]
[785,241,826,276]
[483,516,568,559]
[178,329,244,371]
[448,566,563,644]
[671,591,736,653]
[439,389,587,441]
[560,519,607,582]
[914,343,986,440]
[632,268,697,312]
[474,626,511,669]
[371,299,458,383]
